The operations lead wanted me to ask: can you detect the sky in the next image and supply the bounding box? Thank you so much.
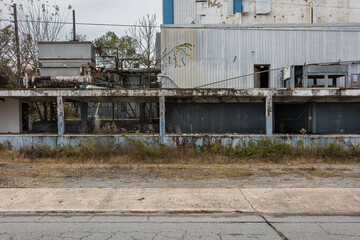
[1,0,163,41]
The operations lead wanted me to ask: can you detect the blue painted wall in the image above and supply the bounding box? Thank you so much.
[163,0,174,24]
[233,0,242,14]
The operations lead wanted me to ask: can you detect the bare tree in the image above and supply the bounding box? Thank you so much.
[0,0,71,72]
[16,0,71,65]
[129,14,193,87]
[128,14,158,87]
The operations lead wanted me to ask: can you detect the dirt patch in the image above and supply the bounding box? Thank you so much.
[1,159,360,188]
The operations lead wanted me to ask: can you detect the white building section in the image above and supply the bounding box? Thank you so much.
[0,99,21,133]
[171,0,360,25]
[160,24,360,89]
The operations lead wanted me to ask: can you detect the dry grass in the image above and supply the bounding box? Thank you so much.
[1,138,360,187]
[146,165,254,180]
[281,166,340,178]
[12,139,360,165]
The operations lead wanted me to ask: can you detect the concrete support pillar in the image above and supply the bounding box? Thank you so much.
[81,102,88,134]
[159,95,166,137]
[112,102,115,122]
[324,74,329,88]
[57,96,65,137]
[290,65,295,88]
[303,66,308,88]
[312,102,317,134]
[266,94,273,137]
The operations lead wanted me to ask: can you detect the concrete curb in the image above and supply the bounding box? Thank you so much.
[1,188,360,215]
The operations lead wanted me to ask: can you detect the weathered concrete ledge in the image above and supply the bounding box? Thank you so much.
[0,134,359,150]
[1,88,360,99]
[0,188,359,215]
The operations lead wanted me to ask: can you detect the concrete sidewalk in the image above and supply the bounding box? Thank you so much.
[0,188,360,215]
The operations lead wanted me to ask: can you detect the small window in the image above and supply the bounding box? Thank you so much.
[254,65,270,88]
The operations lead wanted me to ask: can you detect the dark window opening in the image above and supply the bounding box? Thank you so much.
[254,65,270,88]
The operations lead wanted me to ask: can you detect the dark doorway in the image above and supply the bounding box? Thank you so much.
[275,103,309,134]
[254,65,270,88]
[21,102,29,132]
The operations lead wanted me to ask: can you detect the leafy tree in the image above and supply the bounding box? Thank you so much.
[94,31,138,68]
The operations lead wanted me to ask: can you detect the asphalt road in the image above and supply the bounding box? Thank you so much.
[0,215,359,240]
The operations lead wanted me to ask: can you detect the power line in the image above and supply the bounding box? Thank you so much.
[194,68,283,88]
[2,18,360,33]
[194,60,360,88]
[1,19,161,28]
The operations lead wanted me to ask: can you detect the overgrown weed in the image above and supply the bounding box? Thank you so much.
[11,138,360,164]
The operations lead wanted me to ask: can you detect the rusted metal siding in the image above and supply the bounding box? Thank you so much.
[161,24,360,89]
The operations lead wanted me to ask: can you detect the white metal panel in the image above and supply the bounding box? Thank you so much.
[0,99,20,133]
[174,0,197,24]
[242,0,250,13]
[161,24,360,89]
[256,0,271,14]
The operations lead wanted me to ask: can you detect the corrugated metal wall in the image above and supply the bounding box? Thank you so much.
[174,0,197,24]
[166,103,265,133]
[161,25,360,88]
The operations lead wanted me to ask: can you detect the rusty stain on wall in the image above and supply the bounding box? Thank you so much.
[208,0,222,8]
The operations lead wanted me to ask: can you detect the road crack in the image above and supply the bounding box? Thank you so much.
[261,215,288,240]
[239,188,289,240]
[238,188,257,212]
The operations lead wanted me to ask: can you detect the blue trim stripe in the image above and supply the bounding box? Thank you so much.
[163,0,174,24]
[233,0,242,13]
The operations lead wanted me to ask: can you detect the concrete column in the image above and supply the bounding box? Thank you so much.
[57,96,65,137]
[81,102,88,134]
[159,95,166,137]
[290,65,295,88]
[303,66,308,88]
[324,74,329,88]
[266,94,273,137]
[312,102,317,134]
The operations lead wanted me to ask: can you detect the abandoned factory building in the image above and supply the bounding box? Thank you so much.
[0,0,360,149]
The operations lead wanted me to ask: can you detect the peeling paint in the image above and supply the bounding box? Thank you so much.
[2,135,360,150]
[173,0,360,25]
[1,88,360,99]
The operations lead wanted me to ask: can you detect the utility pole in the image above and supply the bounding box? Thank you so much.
[72,10,77,41]
[13,4,21,76]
